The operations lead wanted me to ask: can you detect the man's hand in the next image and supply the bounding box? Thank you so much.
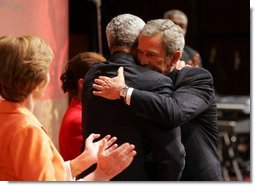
[93,67,126,100]
[175,60,191,70]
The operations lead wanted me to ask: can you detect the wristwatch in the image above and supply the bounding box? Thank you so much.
[120,86,129,100]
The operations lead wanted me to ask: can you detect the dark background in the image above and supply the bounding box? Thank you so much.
[68,0,250,95]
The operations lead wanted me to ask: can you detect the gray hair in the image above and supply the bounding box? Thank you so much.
[140,19,185,57]
[106,14,145,50]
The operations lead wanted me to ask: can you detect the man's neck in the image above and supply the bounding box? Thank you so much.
[111,46,137,60]
[111,47,131,54]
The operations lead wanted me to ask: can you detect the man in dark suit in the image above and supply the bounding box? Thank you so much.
[81,14,185,180]
[93,19,222,181]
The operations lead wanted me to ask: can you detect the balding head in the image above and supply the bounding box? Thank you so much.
[163,9,188,35]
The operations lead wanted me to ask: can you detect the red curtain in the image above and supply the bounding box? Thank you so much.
[0,0,69,147]
[0,0,69,99]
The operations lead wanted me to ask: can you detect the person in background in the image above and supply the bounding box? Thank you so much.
[59,52,106,161]
[93,19,222,181]
[0,35,136,181]
[164,9,202,67]
[81,14,185,180]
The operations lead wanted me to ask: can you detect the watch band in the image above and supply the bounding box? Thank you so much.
[120,86,129,101]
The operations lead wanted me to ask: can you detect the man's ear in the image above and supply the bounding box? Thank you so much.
[171,51,181,66]
[78,78,83,90]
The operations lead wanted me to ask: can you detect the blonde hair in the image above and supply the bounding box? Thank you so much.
[0,35,53,102]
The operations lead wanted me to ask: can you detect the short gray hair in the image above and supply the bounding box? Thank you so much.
[106,14,145,50]
[140,19,185,57]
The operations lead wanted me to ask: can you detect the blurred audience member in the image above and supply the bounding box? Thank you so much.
[59,52,106,161]
[164,9,202,67]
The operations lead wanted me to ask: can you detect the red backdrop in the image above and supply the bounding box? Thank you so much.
[0,0,69,98]
[0,0,69,147]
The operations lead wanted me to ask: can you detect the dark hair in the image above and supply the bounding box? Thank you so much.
[60,52,106,97]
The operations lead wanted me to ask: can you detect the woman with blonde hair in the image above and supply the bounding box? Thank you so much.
[0,35,136,181]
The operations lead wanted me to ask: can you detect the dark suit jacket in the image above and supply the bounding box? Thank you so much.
[130,67,222,180]
[81,52,185,181]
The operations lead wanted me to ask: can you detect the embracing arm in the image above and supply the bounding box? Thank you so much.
[93,67,214,128]
[130,67,214,127]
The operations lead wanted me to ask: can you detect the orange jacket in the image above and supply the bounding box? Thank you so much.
[0,100,66,181]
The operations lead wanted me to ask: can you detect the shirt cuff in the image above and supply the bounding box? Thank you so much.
[64,161,76,181]
[125,87,134,106]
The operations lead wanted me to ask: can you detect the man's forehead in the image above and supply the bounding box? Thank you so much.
[138,34,162,46]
